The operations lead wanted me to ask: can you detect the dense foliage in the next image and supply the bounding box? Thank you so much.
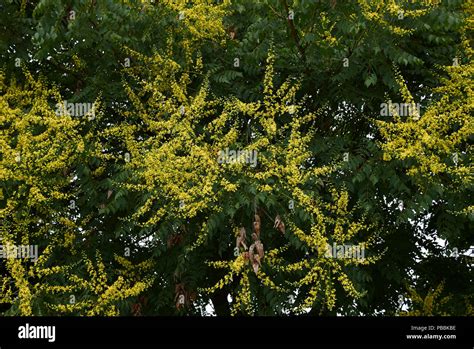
[0,0,472,316]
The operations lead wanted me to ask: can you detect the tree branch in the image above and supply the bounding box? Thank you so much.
[280,0,306,62]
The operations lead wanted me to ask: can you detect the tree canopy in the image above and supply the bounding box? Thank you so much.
[0,0,472,316]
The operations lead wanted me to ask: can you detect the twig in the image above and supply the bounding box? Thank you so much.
[279,0,306,62]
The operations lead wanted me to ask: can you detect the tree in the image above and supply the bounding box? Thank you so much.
[0,0,472,316]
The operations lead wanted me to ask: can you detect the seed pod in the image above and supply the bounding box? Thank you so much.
[253,214,261,237]
[274,215,285,234]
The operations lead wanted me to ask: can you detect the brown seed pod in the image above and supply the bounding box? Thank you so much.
[236,227,248,250]
[255,240,264,260]
[274,215,286,234]
[251,254,261,274]
[249,241,263,275]
[253,214,261,237]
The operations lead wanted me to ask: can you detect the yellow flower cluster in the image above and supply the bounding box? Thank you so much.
[0,239,154,316]
[193,54,380,314]
[400,282,453,316]
[358,0,432,36]
[377,61,473,215]
[0,70,85,250]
